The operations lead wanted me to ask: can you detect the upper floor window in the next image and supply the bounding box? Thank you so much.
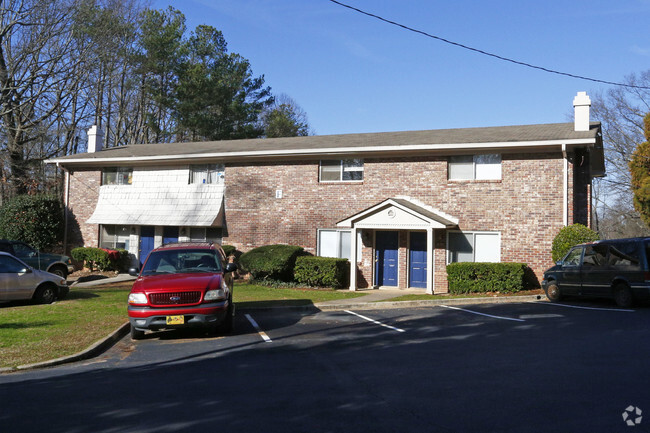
[102,167,132,185]
[448,154,501,180]
[190,164,225,184]
[320,159,364,182]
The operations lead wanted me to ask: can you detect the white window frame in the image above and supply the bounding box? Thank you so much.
[188,227,223,244]
[102,167,132,185]
[318,229,361,260]
[446,231,501,264]
[448,154,501,180]
[319,159,364,182]
[190,164,225,185]
[100,225,131,250]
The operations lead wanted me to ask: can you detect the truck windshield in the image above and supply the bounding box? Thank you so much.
[141,249,222,275]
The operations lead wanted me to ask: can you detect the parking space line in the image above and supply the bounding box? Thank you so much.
[244,314,273,342]
[439,305,526,322]
[344,310,406,333]
[531,302,635,312]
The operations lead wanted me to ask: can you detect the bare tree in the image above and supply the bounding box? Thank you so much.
[590,70,650,237]
[0,0,87,195]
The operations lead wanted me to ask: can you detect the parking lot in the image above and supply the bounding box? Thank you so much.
[2,300,650,433]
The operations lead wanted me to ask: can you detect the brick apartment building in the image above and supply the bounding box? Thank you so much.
[48,92,605,293]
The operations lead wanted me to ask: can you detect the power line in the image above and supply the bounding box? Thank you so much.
[328,0,650,90]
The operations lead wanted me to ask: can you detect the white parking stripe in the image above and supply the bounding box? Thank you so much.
[532,302,635,312]
[440,305,526,322]
[244,314,273,342]
[344,310,406,333]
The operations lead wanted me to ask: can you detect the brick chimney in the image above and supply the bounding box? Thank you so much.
[87,125,104,153]
[573,91,591,132]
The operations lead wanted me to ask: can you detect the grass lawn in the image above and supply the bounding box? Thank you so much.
[0,280,366,369]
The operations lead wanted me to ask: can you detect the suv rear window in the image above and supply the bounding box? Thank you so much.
[142,249,222,275]
[608,241,641,269]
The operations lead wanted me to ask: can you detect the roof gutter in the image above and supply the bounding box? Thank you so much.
[45,138,598,167]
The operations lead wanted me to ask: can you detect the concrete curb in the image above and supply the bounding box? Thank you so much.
[3,322,131,373]
[239,294,546,312]
[2,295,546,373]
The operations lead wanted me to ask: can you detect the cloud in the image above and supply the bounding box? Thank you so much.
[630,45,650,56]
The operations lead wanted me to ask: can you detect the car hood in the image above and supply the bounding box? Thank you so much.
[133,272,222,292]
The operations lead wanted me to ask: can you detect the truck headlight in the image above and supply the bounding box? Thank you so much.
[128,293,148,305]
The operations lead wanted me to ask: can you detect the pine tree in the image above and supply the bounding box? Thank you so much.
[629,113,650,228]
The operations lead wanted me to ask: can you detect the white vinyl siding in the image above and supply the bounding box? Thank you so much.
[449,154,501,180]
[447,231,500,263]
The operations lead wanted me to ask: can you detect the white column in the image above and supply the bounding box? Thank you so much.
[426,227,434,294]
[349,227,358,291]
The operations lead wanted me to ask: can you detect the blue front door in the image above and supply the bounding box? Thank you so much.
[409,232,427,288]
[139,226,155,267]
[375,231,398,286]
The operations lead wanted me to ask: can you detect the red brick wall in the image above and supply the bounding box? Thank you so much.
[224,152,570,287]
[65,170,101,249]
[65,150,590,290]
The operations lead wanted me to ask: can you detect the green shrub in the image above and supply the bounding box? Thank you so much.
[70,247,129,272]
[239,244,304,282]
[222,244,237,257]
[446,262,528,294]
[551,223,599,262]
[294,256,349,289]
[0,194,63,250]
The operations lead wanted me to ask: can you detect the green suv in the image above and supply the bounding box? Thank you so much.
[0,240,74,279]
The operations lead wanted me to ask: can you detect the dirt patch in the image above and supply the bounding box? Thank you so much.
[68,269,119,283]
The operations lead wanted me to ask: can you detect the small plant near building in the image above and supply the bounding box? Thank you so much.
[551,223,600,262]
[71,247,129,272]
[239,244,304,282]
[446,262,528,294]
[294,256,349,289]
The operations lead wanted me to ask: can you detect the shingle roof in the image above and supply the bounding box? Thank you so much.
[48,122,601,166]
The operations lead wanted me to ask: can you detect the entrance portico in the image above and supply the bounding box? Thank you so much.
[337,197,458,294]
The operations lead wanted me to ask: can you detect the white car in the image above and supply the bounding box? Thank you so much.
[0,252,69,304]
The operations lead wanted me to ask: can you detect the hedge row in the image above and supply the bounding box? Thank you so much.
[238,244,305,281]
[294,256,349,289]
[446,262,528,294]
[71,247,130,272]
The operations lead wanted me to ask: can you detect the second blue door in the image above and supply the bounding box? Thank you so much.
[375,231,398,286]
[409,232,427,288]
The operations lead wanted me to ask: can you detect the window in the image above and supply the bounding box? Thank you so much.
[608,242,641,269]
[0,255,27,273]
[102,167,132,185]
[319,159,363,182]
[190,164,225,184]
[447,231,500,263]
[189,227,223,244]
[562,247,583,266]
[448,154,501,180]
[582,244,608,267]
[100,225,130,250]
[318,229,354,260]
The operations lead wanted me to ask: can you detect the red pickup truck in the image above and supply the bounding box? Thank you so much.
[127,242,237,339]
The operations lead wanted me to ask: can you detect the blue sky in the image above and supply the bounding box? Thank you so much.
[152,0,650,136]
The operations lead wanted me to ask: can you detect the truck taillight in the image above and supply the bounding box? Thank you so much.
[645,271,650,283]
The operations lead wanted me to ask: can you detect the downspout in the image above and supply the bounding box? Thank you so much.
[60,164,70,253]
[562,144,568,226]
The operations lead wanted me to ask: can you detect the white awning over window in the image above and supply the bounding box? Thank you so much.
[87,184,225,227]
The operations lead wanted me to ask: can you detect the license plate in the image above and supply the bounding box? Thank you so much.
[166,315,184,325]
